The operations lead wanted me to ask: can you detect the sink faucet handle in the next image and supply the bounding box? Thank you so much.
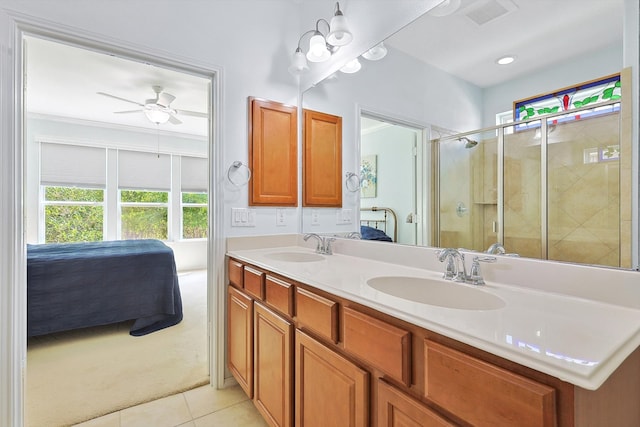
[468,256,497,285]
[323,237,336,255]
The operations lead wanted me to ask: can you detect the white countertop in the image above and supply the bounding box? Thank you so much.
[227,238,640,391]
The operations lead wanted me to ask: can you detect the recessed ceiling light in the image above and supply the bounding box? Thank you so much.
[496,55,516,65]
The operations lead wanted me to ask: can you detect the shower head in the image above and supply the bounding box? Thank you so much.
[458,137,478,149]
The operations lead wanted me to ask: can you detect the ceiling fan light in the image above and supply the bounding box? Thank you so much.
[307,33,331,62]
[144,109,171,124]
[326,3,352,46]
[362,42,387,61]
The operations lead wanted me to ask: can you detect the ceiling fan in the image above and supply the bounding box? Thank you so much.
[97,85,207,125]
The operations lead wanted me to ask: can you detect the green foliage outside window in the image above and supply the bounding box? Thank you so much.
[182,192,208,239]
[121,206,168,240]
[45,205,103,243]
[121,189,168,203]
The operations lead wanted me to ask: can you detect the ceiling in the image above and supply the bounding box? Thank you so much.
[25,36,211,137]
[25,0,624,136]
[385,0,624,88]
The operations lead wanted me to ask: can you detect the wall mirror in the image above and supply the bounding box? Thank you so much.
[301,0,638,270]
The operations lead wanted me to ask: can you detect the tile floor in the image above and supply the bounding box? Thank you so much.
[73,384,268,427]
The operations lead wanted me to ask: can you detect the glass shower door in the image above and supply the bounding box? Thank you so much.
[546,112,621,267]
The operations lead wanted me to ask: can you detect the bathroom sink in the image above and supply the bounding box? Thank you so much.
[263,251,324,262]
[366,276,505,310]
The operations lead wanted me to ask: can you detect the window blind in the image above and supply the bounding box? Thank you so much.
[40,143,106,187]
[118,150,171,191]
[181,156,208,192]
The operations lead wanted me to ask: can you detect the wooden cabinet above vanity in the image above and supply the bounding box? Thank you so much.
[226,256,640,427]
[248,97,298,206]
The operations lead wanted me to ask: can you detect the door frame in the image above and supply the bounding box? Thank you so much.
[1,13,225,426]
[357,106,431,246]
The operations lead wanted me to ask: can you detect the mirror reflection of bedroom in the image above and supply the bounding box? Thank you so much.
[359,115,425,245]
[24,36,211,426]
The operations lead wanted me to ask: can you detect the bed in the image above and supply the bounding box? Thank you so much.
[27,239,183,337]
[360,207,397,242]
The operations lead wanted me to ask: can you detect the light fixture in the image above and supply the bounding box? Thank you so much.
[362,42,387,61]
[340,58,361,74]
[288,2,352,75]
[288,47,310,75]
[326,2,353,46]
[307,30,331,62]
[144,108,171,124]
[496,55,516,65]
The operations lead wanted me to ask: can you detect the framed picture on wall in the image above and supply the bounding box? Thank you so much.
[360,154,377,198]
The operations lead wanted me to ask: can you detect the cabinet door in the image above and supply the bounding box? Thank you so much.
[424,339,556,427]
[249,97,298,206]
[295,330,369,427]
[227,286,253,398]
[254,302,293,427]
[377,380,455,427]
[303,109,342,207]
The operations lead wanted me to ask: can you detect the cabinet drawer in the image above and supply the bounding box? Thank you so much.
[244,266,265,300]
[295,287,338,343]
[377,379,454,427]
[424,339,556,427]
[228,259,244,288]
[343,307,411,385]
[265,275,294,317]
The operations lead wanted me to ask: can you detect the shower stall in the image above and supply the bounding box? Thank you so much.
[433,98,631,268]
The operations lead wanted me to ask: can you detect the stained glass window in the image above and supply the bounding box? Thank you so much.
[513,73,621,129]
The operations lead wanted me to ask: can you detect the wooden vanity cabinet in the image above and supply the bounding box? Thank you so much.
[227,257,639,427]
[377,379,454,427]
[295,329,369,427]
[227,286,253,397]
[254,302,293,427]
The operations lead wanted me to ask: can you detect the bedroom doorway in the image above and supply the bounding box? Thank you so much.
[22,33,218,426]
[359,112,428,246]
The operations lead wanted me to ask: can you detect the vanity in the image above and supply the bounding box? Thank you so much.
[226,234,640,427]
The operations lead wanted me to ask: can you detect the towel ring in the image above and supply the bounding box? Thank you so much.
[345,172,360,192]
[227,161,251,187]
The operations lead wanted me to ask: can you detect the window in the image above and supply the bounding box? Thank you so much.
[120,190,169,240]
[43,186,104,243]
[182,192,208,239]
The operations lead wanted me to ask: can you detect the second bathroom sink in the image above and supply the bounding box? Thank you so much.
[367,276,505,310]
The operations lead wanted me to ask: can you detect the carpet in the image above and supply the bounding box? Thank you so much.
[25,270,209,427]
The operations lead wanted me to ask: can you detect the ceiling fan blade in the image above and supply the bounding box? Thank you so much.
[113,109,143,114]
[157,92,176,107]
[175,109,208,118]
[96,92,145,107]
[168,114,182,125]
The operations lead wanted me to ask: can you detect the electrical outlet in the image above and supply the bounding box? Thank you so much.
[311,210,320,226]
[276,209,286,226]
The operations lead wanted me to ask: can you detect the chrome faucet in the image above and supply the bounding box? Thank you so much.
[437,248,496,285]
[486,242,506,255]
[304,233,335,255]
[345,231,362,239]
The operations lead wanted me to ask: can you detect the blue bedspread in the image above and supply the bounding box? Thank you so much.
[27,239,182,337]
[360,225,393,242]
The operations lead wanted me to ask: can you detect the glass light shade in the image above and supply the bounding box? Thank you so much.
[326,14,352,46]
[144,109,170,124]
[307,33,331,62]
[340,58,361,74]
[362,42,387,61]
[288,48,309,75]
